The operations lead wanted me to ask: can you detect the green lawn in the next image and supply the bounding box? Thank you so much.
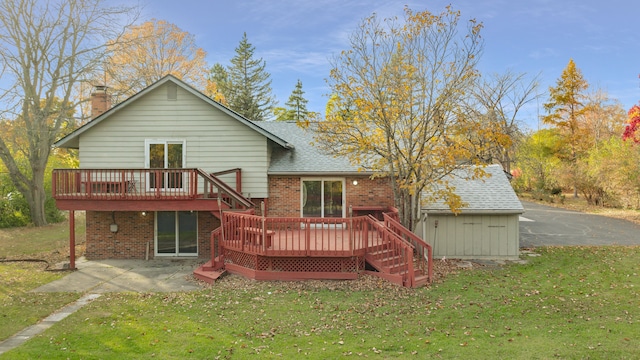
[0,215,85,342]
[2,246,638,359]
[0,212,85,258]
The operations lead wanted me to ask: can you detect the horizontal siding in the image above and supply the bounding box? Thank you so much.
[424,214,519,260]
[79,83,269,197]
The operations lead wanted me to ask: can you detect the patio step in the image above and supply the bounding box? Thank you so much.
[193,260,227,284]
[413,274,430,288]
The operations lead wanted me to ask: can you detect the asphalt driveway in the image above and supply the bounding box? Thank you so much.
[520,201,640,247]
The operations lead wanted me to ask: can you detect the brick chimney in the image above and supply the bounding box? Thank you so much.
[90,85,111,119]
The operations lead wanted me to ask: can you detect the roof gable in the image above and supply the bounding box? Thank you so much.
[55,75,293,149]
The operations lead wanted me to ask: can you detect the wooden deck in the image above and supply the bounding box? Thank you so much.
[197,211,433,288]
[52,168,252,211]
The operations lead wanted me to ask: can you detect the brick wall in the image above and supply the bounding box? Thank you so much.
[345,176,395,208]
[267,176,395,218]
[267,176,301,217]
[85,211,219,260]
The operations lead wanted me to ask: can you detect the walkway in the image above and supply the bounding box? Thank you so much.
[0,257,205,355]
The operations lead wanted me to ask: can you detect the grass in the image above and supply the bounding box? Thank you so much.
[2,246,639,359]
[0,215,86,342]
[0,212,85,258]
[1,209,639,358]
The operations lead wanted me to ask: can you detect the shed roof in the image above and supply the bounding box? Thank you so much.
[256,121,369,175]
[422,164,524,215]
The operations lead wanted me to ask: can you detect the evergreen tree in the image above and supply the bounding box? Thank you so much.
[275,79,310,121]
[211,33,276,120]
[207,63,229,103]
[285,79,309,121]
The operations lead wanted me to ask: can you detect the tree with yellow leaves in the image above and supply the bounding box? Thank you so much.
[542,59,590,198]
[104,19,209,102]
[315,6,510,230]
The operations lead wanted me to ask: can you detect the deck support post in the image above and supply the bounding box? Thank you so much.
[69,210,76,270]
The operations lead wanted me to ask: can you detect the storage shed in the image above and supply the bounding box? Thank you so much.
[420,165,524,260]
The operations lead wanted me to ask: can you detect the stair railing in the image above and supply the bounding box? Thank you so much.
[382,213,433,283]
[364,216,416,287]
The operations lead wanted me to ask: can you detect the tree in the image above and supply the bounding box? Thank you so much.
[623,104,640,143]
[205,63,227,104]
[104,19,208,102]
[314,6,504,230]
[542,59,589,198]
[468,71,539,173]
[274,79,312,122]
[513,129,563,194]
[0,0,137,226]
[582,90,626,147]
[210,33,276,121]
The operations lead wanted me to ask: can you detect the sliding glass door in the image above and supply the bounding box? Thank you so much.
[302,179,344,218]
[156,211,198,256]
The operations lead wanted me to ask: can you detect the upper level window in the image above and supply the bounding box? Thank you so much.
[145,139,186,190]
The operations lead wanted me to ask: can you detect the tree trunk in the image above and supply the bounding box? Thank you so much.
[28,183,48,227]
[21,166,48,226]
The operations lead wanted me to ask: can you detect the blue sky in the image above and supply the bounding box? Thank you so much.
[144,0,639,129]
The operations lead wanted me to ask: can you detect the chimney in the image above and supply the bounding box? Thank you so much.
[90,85,111,119]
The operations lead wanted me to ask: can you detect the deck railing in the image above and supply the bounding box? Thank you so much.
[220,212,370,257]
[365,215,417,286]
[52,168,253,209]
[214,210,431,287]
[382,213,433,283]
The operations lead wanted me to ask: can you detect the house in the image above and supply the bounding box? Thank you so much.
[53,75,431,287]
[419,165,524,260]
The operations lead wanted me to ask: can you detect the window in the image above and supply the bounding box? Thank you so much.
[145,140,185,190]
[301,178,345,218]
[155,211,198,256]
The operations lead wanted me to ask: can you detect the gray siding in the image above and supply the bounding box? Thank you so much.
[423,214,520,260]
[78,83,269,197]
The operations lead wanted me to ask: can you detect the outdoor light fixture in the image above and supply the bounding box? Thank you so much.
[352,180,358,186]
[141,211,147,216]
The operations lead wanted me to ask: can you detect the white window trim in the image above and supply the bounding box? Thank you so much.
[144,139,187,168]
[144,139,187,192]
[154,211,198,257]
[300,177,346,218]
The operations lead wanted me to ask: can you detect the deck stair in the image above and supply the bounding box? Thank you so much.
[364,215,432,288]
[193,258,227,283]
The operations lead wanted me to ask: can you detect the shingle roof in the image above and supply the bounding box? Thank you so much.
[256,121,368,175]
[422,164,524,214]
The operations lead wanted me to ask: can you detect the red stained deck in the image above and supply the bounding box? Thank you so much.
[52,168,252,211]
[53,168,433,288]
[199,211,433,288]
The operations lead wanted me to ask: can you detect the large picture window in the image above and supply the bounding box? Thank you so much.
[301,179,345,218]
[145,140,185,190]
